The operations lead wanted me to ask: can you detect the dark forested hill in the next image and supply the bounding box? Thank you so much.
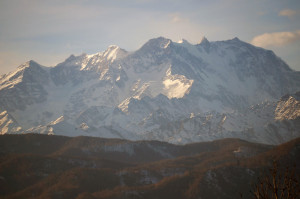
[0,134,299,199]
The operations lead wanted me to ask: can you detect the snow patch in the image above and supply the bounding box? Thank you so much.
[163,67,193,99]
[49,116,65,125]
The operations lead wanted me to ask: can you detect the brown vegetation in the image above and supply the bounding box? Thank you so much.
[0,134,299,199]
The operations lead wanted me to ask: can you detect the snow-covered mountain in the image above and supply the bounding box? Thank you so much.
[0,37,299,144]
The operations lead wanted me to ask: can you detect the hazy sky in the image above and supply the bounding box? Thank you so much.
[0,0,299,75]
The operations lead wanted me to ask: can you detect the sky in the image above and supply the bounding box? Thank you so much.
[0,0,299,75]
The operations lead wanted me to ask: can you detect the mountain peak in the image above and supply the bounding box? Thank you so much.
[103,45,127,62]
[17,60,39,70]
[177,38,190,44]
[10,60,44,77]
[231,37,241,42]
[198,36,209,45]
[197,36,210,52]
[141,37,172,50]
[64,54,76,62]
[107,45,120,50]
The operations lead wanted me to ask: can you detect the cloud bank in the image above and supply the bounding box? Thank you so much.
[279,9,299,18]
[251,30,300,47]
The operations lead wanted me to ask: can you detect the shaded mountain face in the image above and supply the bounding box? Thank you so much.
[0,37,300,144]
[0,134,299,199]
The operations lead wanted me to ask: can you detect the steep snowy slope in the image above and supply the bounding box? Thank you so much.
[0,110,22,135]
[0,37,299,144]
[0,61,49,111]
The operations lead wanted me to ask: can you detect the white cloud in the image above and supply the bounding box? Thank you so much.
[169,13,186,23]
[251,30,300,47]
[279,9,299,18]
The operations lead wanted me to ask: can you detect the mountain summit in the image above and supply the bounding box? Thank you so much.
[0,37,299,144]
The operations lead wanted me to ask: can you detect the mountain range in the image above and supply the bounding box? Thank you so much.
[0,37,300,144]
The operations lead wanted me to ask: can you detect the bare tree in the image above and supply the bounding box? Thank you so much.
[251,161,299,199]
